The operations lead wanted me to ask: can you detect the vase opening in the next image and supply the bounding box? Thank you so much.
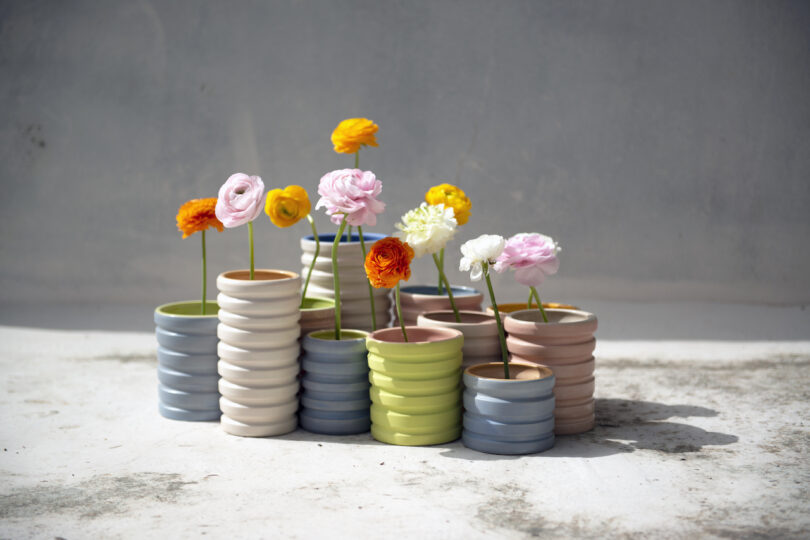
[309,329,369,341]
[303,233,386,244]
[156,301,220,317]
[369,326,461,344]
[301,297,335,310]
[466,362,553,381]
[400,285,480,297]
[421,311,493,325]
[221,269,298,281]
[509,308,595,325]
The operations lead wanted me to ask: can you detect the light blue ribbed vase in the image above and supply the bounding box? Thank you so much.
[299,329,371,435]
[154,301,221,422]
[462,362,556,455]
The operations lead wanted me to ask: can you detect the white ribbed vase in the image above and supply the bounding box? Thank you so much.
[300,233,391,332]
[216,269,301,437]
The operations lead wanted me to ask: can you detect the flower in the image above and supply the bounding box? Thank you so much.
[215,173,265,228]
[494,233,560,287]
[331,118,379,154]
[459,234,506,281]
[265,185,311,228]
[364,237,414,289]
[394,203,457,259]
[425,183,472,226]
[176,198,224,239]
[315,168,385,226]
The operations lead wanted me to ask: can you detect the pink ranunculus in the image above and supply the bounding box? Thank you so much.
[494,233,560,287]
[315,168,385,227]
[215,173,266,228]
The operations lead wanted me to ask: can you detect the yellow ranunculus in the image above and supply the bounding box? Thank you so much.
[265,185,311,228]
[425,183,472,226]
[331,118,379,154]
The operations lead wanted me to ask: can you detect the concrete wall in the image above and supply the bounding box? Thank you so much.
[1,0,809,308]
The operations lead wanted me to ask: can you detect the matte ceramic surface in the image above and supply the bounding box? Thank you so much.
[154,301,221,422]
[366,326,464,446]
[503,308,598,435]
[417,310,500,370]
[462,430,555,455]
[397,285,484,326]
[216,270,301,437]
[298,329,371,435]
[461,363,556,455]
[300,234,392,331]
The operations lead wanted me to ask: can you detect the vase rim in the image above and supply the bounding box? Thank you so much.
[465,361,554,382]
[219,269,299,282]
[507,308,596,326]
[418,310,495,326]
[367,326,463,344]
[399,284,482,298]
[300,296,336,311]
[306,329,369,341]
[155,300,220,317]
[302,232,387,244]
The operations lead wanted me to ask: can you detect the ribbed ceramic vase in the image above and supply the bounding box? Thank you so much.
[462,362,556,455]
[299,329,371,435]
[216,270,301,437]
[416,311,500,370]
[397,285,484,326]
[154,301,221,421]
[504,309,598,435]
[300,234,391,331]
[366,327,464,446]
[299,297,336,336]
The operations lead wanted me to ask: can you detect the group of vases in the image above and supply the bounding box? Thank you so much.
[155,234,598,455]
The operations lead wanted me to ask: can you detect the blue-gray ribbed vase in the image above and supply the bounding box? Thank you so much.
[462,362,556,455]
[299,329,371,435]
[154,301,221,421]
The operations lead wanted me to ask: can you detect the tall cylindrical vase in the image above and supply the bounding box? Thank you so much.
[504,309,598,435]
[154,301,221,421]
[300,233,391,331]
[299,329,371,435]
[397,285,484,326]
[216,270,301,437]
[366,327,464,446]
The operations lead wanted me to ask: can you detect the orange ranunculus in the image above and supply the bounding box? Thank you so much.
[425,183,471,225]
[265,185,311,228]
[331,117,379,154]
[176,198,224,238]
[364,237,414,289]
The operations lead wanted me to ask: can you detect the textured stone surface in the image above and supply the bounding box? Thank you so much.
[1,323,808,538]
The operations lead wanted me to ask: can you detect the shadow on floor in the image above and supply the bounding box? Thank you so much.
[439,397,739,461]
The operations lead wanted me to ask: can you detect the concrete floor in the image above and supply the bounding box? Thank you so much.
[1,309,809,539]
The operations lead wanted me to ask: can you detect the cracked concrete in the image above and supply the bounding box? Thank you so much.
[1,324,809,539]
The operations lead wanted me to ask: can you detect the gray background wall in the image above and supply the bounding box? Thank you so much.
[1,0,809,309]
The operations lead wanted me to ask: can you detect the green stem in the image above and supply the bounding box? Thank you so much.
[358,226,377,331]
[346,225,352,244]
[201,230,207,315]
[527,290,535,309]
[432,252,460,322]
[530,286,549,323]
[354,150,359,169]
[395,282,408,342]
[248,221,255,280]
[437,248,445,294]
[332,219,348,340]
[300,214,319,308]
[483,262,509,379]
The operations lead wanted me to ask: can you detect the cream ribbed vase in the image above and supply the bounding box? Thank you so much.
[300,233,391,332]
[216,270,301,437]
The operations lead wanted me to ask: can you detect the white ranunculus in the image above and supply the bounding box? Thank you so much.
[394,202,457,259]
[459,234,506,281]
